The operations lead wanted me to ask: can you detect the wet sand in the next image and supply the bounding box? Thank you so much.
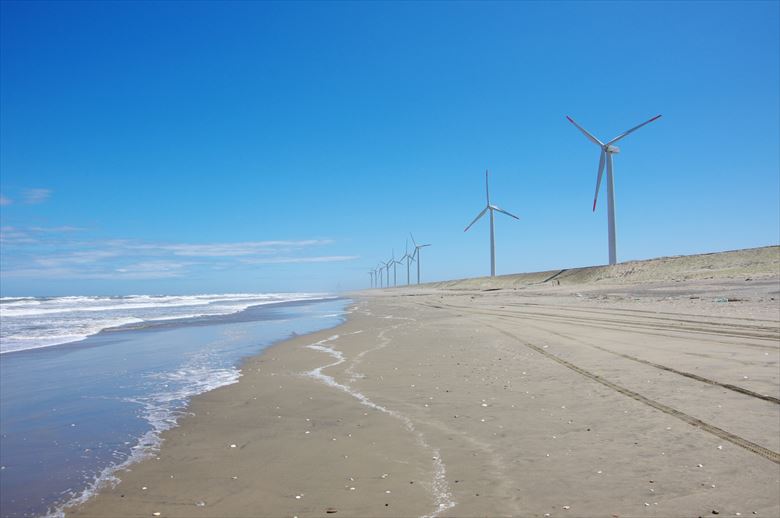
[68,247,780,517]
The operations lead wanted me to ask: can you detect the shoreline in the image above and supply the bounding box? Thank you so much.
[66,270,779,517]
[1,295,342,358]
[1,297,349,518]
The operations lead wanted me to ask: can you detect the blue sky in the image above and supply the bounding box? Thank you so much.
[1,1,778,296]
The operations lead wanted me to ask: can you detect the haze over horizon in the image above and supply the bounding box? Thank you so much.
[1,1,778,296]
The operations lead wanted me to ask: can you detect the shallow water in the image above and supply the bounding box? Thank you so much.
[0,297,348,518]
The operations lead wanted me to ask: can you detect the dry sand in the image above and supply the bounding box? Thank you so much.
[68,247,780,517]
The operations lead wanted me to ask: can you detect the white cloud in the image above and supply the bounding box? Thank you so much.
[30,226,85,233]
[132,239,334,257]
[241,255,359,264]
[0,226,37,244]
[0,195,12,206]
[22,188,52,204]
[0,229,353,282]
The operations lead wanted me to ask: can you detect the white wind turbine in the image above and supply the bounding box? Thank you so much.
[376,264,384,288]
[566,114,662,266]
[383,259,391,287]
[400,240,415,286]
[464,170,519,277]
[409,233,431,285]
[369,270,374,289]
[389,250,403,287]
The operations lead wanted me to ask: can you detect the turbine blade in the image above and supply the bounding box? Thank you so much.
[409,232,417,246]
[566,115,603,146]
[593,150,606,212]
[485,170,490,205]
[464,207,488,232]
[606,114,662,145]
[492,205,520,220]
[420,243,431,248]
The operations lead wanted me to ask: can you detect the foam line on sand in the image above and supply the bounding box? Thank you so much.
[304,326,456,517]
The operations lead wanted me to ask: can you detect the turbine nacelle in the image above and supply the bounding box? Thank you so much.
[605,145,620,154]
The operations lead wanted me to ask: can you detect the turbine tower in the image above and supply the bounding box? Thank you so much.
[410,233,431,285]
[566,114,662,266]
[464,170,519,277]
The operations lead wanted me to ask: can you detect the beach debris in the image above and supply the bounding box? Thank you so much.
[141,486,148,490]
[231,476,238,480]
[712,510,720,515]
[195,501,206,507]
[295,494,303,499]
[644,503,650,507]
[229,444,237,448]
[385,490,391,494]
[152,513,161,516]
[697,464,703,468]
[326,508,338,513]
[305,431,310,434]
[349,487,356,491]
[381,473,389,479]
[563,505,571,510]
[596,470,602,474]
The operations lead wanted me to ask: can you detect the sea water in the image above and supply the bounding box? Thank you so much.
[0,294,348,517]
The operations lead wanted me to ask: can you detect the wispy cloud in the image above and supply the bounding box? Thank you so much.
[241,255,359,264]
[0,227,356,281]
[23,188,52,204]
[0,195,12,206]
[131,239,334,257]
[0,226,37,244]
[30,225,85,233]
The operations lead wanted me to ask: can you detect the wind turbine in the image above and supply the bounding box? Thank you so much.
[383,259,391,287]
[464,170,519,277]
[566,114,662,266]
[409,233,431,285]
[369,270,374,288]
[376,264,384,288]
[388,250,402,287]
[400,240,415,286]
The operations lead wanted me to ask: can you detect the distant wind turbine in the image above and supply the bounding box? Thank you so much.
[566,114,662,266]
[369,270,374,289]
[400,240,415,286]
[410,233,431,285]
[464,170,519,277]
[383,259,391,287]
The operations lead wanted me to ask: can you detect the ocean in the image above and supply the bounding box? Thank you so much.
[0,293,348,518]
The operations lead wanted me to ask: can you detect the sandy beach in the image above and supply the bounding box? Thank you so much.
[67,247,780,517]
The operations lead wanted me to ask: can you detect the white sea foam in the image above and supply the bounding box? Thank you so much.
[0,292,334,354]
[45,353,242,518]
[303,329,456,517]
